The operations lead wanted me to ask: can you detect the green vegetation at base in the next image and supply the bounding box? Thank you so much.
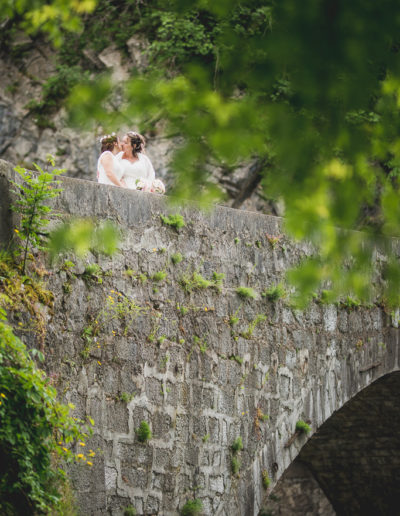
[0,310,92,515]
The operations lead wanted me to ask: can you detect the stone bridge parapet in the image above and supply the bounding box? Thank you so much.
[0,160,399,515]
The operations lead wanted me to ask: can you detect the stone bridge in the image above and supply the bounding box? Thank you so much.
[1,160,399,515]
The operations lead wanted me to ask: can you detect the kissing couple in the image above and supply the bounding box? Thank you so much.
[97,131,165,194]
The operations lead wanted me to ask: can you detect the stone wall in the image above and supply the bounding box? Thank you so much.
[0,160,399,515]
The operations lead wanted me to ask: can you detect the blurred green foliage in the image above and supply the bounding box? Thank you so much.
[1,0,96,46]
[3,0,400,305]
[49,219,120,258]
[0,309,92,515]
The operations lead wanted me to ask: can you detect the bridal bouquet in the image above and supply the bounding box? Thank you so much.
[151,179,166,194]
[135,178,152,191]
[135,178,166,194]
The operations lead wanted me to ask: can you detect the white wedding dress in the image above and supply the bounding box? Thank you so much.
[118,152,155,190]
[97,151,123,185]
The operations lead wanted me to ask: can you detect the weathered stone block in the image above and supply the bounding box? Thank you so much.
[106,400,129,433]
[152,411,172,439]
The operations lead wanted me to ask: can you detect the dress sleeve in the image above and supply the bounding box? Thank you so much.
[140,153,156,182]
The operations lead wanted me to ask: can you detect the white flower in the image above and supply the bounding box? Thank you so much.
[135,178,152,191]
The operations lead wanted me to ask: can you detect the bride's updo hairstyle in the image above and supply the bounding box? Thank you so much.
[100,133,118,153]
[126,131,145,157]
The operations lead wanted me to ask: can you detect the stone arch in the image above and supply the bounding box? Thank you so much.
[261,371,400,515]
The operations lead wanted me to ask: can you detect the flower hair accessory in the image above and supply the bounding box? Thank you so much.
[99,132,117,144]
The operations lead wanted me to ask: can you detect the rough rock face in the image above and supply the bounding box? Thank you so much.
[1,161,399,516]
[0,37,277,213]
[0,40,99,179]
[0,36,172,182]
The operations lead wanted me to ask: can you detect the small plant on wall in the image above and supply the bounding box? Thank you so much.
[262,470,271,489]
[236,286,257,300]
[295,420,311,434]
[181,498,203,515]
[262,283,287,302]
[136,421,152,443]
[11,157,64,274]
[160,213,186,230]
[231,436,244,476]
[171,252,183,265]
[285,419,312,448]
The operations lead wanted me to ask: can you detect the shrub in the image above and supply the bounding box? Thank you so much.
[138,273,147,283]
[83,263,101,277]
[296,420,311,434]
[342,295,361,309]
[179,271,211,292]
[231,455,241,475]
[262,470,271,489]
[124,506,137,516]
[25,65,89,127]
[230,355,243,365]
[240,313,267,339]
[236,286,257,299]
[0,312,92,515]
[212,271,225,292]
[262,283,286,302]
[11,160,63,274]
[181,498,203,516]
[136,421,152,442]
[231,436,243,453]
[229,315,239,326]
[171,252,183,265]
[160,213,186,229]
[152,270,167,282]
[119,392,135,403]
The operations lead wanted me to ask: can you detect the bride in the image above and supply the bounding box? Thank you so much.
[97,133,125,187]
[119,131,156,190]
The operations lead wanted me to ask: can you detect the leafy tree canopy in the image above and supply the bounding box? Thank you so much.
[3,0,400,306]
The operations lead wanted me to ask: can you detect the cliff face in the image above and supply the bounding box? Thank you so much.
[0,37,171,183]
[1,160,398,516]
[0,35,278,214]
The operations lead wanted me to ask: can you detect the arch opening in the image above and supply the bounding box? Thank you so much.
[261,372,400,516]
